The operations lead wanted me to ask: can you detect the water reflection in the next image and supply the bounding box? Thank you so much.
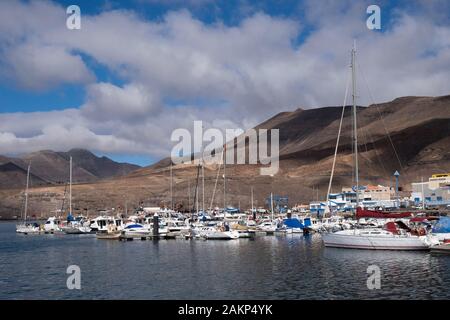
[0,222,449,299]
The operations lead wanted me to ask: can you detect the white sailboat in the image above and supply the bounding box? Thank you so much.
[62,157,91,234]
[321,43,439,250]
[16,164,40,234]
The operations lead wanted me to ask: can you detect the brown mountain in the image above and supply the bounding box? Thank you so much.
[0,149,140,188]
[0,95,449,219]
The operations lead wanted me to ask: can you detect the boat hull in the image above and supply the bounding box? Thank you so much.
[322,233,430,250]
[96,232,121,240]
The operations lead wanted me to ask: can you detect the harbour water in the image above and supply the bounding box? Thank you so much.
[0,222,449,299]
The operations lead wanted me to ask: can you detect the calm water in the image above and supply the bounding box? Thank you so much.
[0,221,449,299]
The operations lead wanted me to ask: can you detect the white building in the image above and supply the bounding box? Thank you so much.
[411,173,450,207]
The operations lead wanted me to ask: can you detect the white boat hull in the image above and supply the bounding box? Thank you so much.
[16,225,40,234]
[322,231,434,250]
[193,228,239,240]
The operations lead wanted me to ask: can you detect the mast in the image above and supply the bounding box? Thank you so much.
[188,179,191,213]
[270,192,274,220]
[170,162,172,210]
[223,143,226,211]
[202,156,205,214]
[251,186,254,214]
[351,41,360,208]
[69,156,72,215]
[24,163,31,223]
[421,176,425,210]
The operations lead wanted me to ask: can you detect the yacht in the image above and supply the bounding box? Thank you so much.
[16,222,40,234]
[16,164,40,234]
[256,220,279,233]
[322,222,439,250]
[192,224,239,240]
[90,216,124,232]
[43,217,61,233]
[122,223,151,237]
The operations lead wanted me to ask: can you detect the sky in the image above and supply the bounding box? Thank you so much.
[0,0,449,166]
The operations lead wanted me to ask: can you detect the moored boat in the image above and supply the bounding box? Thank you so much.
[322,227,438,250]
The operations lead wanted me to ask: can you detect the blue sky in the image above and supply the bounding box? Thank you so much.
[0,0,449,166]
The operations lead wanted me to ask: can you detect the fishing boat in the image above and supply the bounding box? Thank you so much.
[96,222,121,240]
[96,231,121,240]
[16,164,40,234]
[321,43,439,250]
[90,216,124,232]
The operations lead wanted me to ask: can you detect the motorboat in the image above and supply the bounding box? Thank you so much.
[192,224,239,240]
[230,221,255,238]
[16,222,40,234]
[122,223,151,238]
[96,222,121,240]
[256,220,279,233]
[62,216,92,234]
[43,217,61,233]
[90,216,124,232]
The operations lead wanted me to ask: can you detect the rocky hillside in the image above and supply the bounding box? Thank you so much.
[0,149,140,188]
[1,95,449,219]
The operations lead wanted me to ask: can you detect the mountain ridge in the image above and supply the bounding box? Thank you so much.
[0,149,141,188]
[0,94,448,219]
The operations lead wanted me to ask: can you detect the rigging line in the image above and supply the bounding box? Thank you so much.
[357,61,404,170]
[209,149,224,211]
[366,125,389,178]
[326,66,351,201]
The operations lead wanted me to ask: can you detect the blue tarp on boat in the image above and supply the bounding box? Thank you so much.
[304,217,312,228]
[283,218,304,229]
[432,217,450,233]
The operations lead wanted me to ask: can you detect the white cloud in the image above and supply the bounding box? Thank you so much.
[81,82,160,121]
[0,43,94,90]
[0,0,449,161]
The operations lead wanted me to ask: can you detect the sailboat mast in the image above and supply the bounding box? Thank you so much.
[188,179,191,213]
[69,156,72,215]
[202,158,205,213]
[223,144,226,211]
[251,186,254,214]
[421,176,425,210]
[270,192,274,220]
[170,162,173,210]
[24,164,30,222]
[351,42,359,208]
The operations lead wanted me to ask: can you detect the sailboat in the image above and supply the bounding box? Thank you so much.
[16,164,40,234]
[61,157,91,234]
[321,43,439,250]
